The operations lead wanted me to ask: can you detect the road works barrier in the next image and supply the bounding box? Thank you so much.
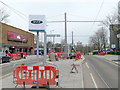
[13,65,59,88]
[75,52,81,60]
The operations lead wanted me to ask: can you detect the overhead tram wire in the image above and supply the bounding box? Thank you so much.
[47,20,102,23]
[61,35,91,37]
[0,1,28,21]
[90,0,104,30]
[0,1,103,24]
[0,1,66,23]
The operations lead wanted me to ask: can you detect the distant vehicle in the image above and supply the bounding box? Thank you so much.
[89,52,93,55]
[0,52,11,63]
[92,50,98,55]
[34,48,44,55]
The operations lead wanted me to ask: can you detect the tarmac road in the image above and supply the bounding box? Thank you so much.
[0,55,44,78]
[84,55,118,88]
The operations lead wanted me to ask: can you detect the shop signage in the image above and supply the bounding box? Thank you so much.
[7,31,28,42]
[31,20,43,24]
[29,15,46,32]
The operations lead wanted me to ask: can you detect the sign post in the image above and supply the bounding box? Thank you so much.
[44,31,47,65]
[37,31,39,60]
[29,15,46,64]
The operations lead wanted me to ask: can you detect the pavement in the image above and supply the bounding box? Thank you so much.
[49,59,84,88]
[94,55,120,65]
[0,55,84,89]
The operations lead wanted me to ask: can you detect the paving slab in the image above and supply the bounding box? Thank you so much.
[50,59,83,88]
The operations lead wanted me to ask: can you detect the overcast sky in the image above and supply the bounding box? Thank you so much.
[0,0,119,45]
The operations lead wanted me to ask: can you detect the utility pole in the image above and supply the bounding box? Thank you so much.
[65,12,68,58]
[72,31,73,44]
[53,37,55,52]
[118,1,120,51]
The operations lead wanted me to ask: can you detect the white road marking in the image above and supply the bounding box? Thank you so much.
[86,63,89,69]
[90,73,98,88]
[81,63,84,88]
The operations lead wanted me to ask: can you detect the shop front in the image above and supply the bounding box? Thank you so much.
[1,23,34,55]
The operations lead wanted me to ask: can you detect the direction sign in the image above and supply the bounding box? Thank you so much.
[29,15,46,32]
[111,44,116,48]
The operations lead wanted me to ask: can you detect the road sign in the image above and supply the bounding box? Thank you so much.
[29,15,46,32]
[46,34,60,37]
[111,44,116,48]
[117,34,120,38]
[13,65,59,86]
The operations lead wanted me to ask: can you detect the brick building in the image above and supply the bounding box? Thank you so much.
[0,23,34,55]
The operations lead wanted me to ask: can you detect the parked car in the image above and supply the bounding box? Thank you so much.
[0,52,11,63]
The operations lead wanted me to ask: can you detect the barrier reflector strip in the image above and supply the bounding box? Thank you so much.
[47,70,49,79]
[51,71,53,79]
[31,71,33,80]
[39,66,44,70]
[28,67,33,70]
[39,71,41,80]
[19,71,21,79]
[35,70,37,80]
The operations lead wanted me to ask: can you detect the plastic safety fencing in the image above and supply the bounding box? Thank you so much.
[13,65,59,86]
[75,52,81,60]
[7,52,27,60]
[7,53,21,60]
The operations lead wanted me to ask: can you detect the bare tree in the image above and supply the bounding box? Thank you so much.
[102,6,119,38]
[0,8,10,23]
[89,28,108,53]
